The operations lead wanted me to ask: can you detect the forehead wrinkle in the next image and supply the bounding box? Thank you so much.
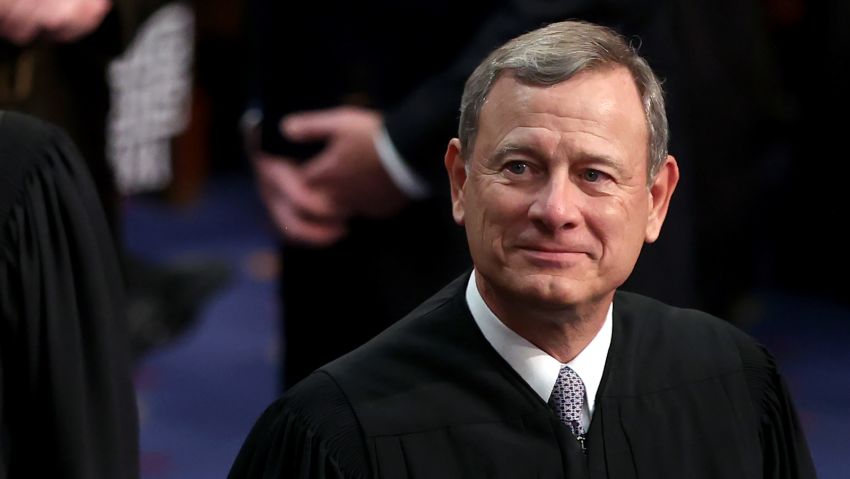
[525,86,645,161]
[548,126,629,173]
[521,110,623,160]
[478,73,647,174]
[495,143,523,155]
[494,133,552,157]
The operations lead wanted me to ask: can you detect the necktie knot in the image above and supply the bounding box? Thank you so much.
[548,365,586,449]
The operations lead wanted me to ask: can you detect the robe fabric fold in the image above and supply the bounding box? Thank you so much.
[0,112,138,479]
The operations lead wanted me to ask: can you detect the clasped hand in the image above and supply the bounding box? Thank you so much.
[253,106,409,246]
[0,0,111,45]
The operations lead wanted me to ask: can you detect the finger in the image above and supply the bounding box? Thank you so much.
[267,199,348,247]
[250,150,284,165]
[0,0,42,44]
[300,146,342,184]
[280,107,349,142]
[46,0,111,42]
[34,0,72,33]
[255,155,343,220]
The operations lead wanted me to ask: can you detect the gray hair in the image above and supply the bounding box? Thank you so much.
[458,20,669,181]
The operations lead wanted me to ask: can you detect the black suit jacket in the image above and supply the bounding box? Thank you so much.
[230,273,815,478]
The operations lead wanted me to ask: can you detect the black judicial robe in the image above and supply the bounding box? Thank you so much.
[0,112,138,478]
[229,274,816,478]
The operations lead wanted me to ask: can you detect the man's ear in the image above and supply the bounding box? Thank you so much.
[444,138,467,225]
[645,155,679,243]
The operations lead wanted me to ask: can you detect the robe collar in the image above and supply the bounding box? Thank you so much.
[465,271,612,429]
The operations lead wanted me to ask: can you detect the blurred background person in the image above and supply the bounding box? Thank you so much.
[0,0,231,359]
[0,111,138,479]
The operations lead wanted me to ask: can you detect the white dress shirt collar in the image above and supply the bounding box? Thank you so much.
[465,272,612,428]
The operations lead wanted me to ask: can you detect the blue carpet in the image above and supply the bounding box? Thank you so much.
[746,293,850,479]
[126,172,848,478]
[126,173,280,478]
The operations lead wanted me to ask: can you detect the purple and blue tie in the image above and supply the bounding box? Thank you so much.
[548,365,587,451]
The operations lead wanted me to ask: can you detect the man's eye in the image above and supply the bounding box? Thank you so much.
[505,162,528,175]
[583,169,604,182]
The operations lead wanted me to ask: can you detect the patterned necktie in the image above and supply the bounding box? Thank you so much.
[548,365,587,451]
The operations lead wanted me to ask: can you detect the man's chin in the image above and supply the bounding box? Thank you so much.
[507,275,591,309]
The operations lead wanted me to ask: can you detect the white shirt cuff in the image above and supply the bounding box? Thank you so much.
[373,126,430,199]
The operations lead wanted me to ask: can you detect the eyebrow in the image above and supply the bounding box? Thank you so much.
[570,151,627,176]
[492,143,628,176]
[491,143,541,163]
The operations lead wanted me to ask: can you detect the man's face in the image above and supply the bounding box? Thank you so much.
[446,66,678,311]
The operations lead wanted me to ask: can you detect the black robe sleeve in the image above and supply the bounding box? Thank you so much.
[0,112,138,479]
[228,372,371,479]
[738,338,817,478]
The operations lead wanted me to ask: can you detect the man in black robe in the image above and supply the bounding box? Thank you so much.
[229,20,816,478]
[0,112,138,478]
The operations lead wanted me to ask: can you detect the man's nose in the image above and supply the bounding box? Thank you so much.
[528,174,581,232]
